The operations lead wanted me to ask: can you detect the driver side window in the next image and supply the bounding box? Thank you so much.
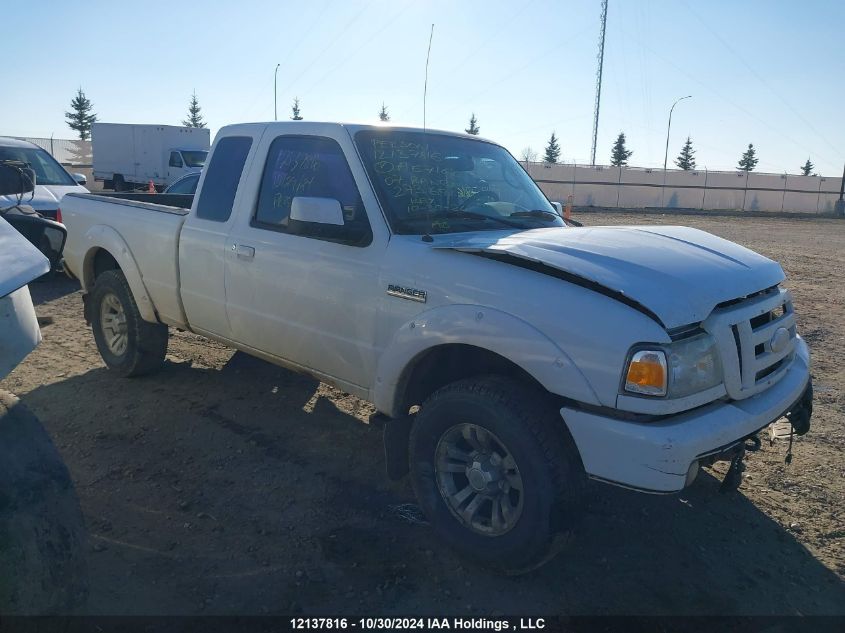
[169,152,183,168]
[253,136,372,247]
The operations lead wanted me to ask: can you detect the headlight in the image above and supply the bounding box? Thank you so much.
[624,334,722,398]
[625,350,668,396]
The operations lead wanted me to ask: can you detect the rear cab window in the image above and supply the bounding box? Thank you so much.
[195,136,253,222]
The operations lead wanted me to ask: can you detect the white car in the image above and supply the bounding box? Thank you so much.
[0,137,88,221]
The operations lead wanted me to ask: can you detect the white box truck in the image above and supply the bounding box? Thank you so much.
[92,123,210,191]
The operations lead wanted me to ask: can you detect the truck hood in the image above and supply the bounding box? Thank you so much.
[0,183,88,212]
[432,226,785,329]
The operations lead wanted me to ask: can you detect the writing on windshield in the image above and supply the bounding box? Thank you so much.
[356,130,561,235]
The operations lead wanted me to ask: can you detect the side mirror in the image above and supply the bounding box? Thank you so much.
[73,173,87,185]
[290,196,344,226]
[0,161,35,196]
[550,201,563,217]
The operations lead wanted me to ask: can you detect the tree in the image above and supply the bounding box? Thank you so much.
[543,132,561,164]
[66,139,93,165]
[65,88,97,141]
[379,103,390,122]
[465,113,480,135]
[610,132,633,166]
[737,143,758,172]
[182,91,206,128]
[291,97,303,121]
[674,136,696,170]
[800,157,814,176]
[520,147,538,163]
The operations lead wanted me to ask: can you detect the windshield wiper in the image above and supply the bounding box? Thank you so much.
[431,209,524,228]
[509,209,559,220]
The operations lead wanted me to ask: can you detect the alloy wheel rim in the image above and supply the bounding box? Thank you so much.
[100,292,128,356]
[434,423,524,537]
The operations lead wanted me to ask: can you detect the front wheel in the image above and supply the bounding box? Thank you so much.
[409,377,586,574]
[90,269,168,377]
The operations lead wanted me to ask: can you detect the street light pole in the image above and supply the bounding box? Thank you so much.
[661,95,691,207]
[663,95,692,172]
[274,63,280,121]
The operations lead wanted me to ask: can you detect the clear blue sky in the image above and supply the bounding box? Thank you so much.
[3,0,843,175]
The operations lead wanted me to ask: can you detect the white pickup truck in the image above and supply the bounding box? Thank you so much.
[62,122,812,572]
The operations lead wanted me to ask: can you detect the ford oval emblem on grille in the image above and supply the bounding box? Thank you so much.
[770,327,790,353]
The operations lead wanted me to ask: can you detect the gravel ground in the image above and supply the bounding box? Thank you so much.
[1,211,843,615]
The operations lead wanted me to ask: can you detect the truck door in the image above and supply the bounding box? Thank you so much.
[224,132,387,391]
[179,135,256,339]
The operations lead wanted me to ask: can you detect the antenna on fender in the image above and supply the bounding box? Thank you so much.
[423,23,434,131]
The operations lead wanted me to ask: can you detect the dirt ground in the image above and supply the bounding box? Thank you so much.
[2,211,844,616]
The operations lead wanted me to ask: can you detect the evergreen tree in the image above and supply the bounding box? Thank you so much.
[737,143,758,172]
[800,157,814,176]
[291,97,303,121]
[674,136,696,170]
[543,132,561,164]
[610,132,633,166]
[65,88,97,141]
[379,103,390,122]
[182,91,206,128]
[465,113,480,135]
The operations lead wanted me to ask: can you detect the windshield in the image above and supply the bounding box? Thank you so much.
[0,145,76,186]
[180,150,208,168]
[355,130,563,235]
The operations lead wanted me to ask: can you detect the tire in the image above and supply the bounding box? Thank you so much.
[409,376,586,574]
[90,269,168,377]
[112,175,124,192]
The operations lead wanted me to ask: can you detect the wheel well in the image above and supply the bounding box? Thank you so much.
[396,344,547,415]
[92,249,120,280]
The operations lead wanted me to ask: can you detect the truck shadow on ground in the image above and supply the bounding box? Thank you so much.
[29,274,80,306]
[17,353,845,616]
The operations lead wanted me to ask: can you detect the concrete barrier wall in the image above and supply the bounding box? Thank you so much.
[523,162,843,214]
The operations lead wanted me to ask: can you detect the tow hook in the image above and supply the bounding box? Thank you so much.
[719,433,761,493]
[719,447,745,493]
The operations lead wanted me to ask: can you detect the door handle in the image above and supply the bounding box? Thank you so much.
[234,244,255,260]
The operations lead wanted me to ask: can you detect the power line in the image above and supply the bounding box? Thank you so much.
[617,23,840,171]
[297,3,412,102]
[590,0,608,166]
[277,1,373,106]
[680,0,843,163]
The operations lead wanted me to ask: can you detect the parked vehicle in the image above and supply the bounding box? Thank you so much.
[92,123,210,191]
[61,123,813,572]
[0,155,68,271]
[163,171,200,194]
[0,215,49,378]
[0,213,88,614]
[0,137,88,221]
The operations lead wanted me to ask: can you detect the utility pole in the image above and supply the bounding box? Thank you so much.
[590,0,608,166]
[274,63,280,121]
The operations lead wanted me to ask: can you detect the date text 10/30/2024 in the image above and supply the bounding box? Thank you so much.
[290,618,546,630]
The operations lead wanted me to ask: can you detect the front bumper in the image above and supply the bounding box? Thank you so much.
[561,337,811,493]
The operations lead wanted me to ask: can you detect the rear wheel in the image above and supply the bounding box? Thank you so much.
[409,377,586,574]
[90,270,168,377]
[112,175,124,192]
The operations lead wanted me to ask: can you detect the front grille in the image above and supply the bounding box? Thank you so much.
[704,286,797,400]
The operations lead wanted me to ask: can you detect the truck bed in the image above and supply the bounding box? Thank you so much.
[62,192,190,328]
